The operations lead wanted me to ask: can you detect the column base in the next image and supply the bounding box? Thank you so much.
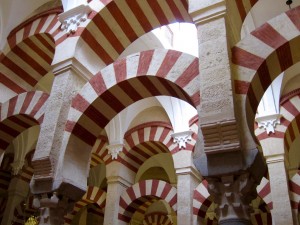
[219,218,251,225]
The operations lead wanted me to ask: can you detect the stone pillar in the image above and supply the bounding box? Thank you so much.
[33,192,73,225]
[31,58,88,193]
[103,175,129,225]
[190,0,240,152]
[103,161,133,225]
[1,177,29,225]
[267,154,293,224]
[259,138,293,225]
[173,150,201,225]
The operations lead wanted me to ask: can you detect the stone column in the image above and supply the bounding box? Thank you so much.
[207,173,257,225]
[173,150,201,225]
[103,175,129,225]
[1,177,29,225]
[190,0,240,152]
[259,131,293,225]
[103,161,133,225]
[266,153,293,224]
[31,58,89,193]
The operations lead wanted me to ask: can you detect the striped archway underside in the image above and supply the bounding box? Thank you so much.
[64,186,106,225]
[233,6,300,134]
[289,171,300,220]
[143,212,173,225]
[121,121,196,173]
[74,0,192,66]
[119,179,177,223]
[0,91,49,154]
[0,10,63,94]
[256,94,300,153]
[193,179,215,223]
[66,48,199,148]
[90,135,108,168]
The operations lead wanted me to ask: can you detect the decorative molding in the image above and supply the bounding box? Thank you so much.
[52,57,94,81]
[255,113,281,134]
[280,88,300,105]
[59,4,91,34]
[107,143,124,160]
[201,119,240,154]
[171,130,193,149]
[189,0,226,25]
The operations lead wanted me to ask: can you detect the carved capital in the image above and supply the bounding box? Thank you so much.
[10,159,25,175]
[107,143,124,160]
[171,130,193,149]
[255,113,281,134]
[35,192,74,225]
[59,4,92,34]
[201,119,240,154]
[207,173,257,223]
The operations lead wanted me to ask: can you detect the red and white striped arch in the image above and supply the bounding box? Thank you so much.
[121,122,176,173]
[257,177,273,210]
[0,91,49,154]
[75,0,192,66]
[289,171,300,220]
[64,186,106,225]
[66,49,199,147]
[119,179,177,223]
[143,212,173,225]
[290,171,300,211]
[0,8,63,94]
[233,6,300,135]
[193,180,214,222]
[90,135,109,168]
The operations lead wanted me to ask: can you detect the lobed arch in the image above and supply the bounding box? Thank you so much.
[60,49,199,192]
[74,0,192,67]
[0,9,63,94]
[232,6,300,145]
[64,186,106,225]
[118,179,177,223]
[0,91,49,160]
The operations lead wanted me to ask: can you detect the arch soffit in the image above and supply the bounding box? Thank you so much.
[119,179,177,216]
[0,9,62,94]
[0,91,49,152]
[64,186,106,224]
[73,0,192,67]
